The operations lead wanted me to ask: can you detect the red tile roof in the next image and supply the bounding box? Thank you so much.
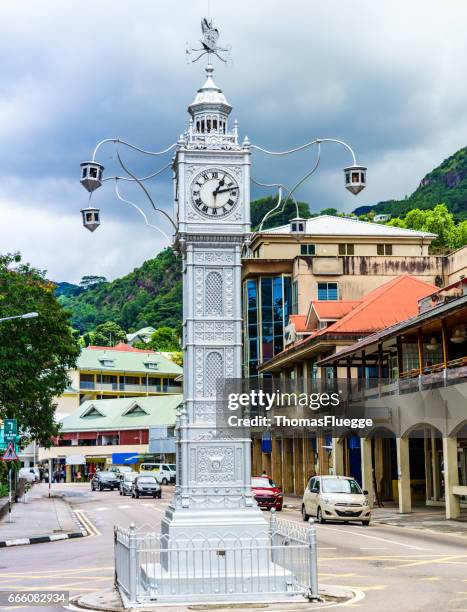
[289,315,308,332]
[87,342,156,353]
[312,301,361,319]
[260,275,436,367]
[323,276,436,334]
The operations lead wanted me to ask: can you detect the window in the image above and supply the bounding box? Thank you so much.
[145,362,158,370]
[300,244,316,255]
[338,243,354,255]
[292,280,299,314]
[317,282,338,300]
[377,244,393,255]
[99,359,115,367]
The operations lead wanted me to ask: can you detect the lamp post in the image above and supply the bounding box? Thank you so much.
[78,16,367,602]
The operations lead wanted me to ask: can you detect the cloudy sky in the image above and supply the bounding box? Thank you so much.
[2,0,467,283]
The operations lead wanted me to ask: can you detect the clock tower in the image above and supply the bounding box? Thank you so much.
[161,62,269,550]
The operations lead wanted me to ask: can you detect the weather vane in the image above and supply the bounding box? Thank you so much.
[186,18,231,63]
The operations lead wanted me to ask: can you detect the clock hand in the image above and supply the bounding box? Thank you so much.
[215,186,237,194]
[212,177,226,196]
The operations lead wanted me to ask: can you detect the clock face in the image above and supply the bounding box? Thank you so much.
[190,168,240,218]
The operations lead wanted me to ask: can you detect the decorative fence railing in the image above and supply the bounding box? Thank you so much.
[114,513,319,607]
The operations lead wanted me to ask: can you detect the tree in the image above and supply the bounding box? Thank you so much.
[92,321,127,347]
[387,204,460,251]
[250,196,311,230]
[147,327,180,352]
[0,253,80,446]
[320,207,338,216]
[79,275,107,290]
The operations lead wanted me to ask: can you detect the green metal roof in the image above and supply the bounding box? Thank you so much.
[60,395,183,432]
[77,347,182,375]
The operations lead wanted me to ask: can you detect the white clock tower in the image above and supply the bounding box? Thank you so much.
[161,63,269,550]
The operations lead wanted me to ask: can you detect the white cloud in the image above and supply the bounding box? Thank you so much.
[2,0,467,279]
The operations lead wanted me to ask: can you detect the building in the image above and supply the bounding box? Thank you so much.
[39,394,182,480]
[127,326,156,346]
[250,275,439,494]
[55,343,183,416]
[242,215,465,377]
[318,278,467,519]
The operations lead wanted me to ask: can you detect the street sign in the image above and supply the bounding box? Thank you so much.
[3,419,17,443]
[2,443,18,461]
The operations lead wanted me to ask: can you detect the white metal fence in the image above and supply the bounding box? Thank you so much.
[114,513,319,606]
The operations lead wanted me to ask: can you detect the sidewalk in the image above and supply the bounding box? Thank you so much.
[283,495,467,536]
[0,483,86,546]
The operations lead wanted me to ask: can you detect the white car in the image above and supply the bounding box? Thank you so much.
[19,467,38,482]
[302,475,371,526]
[139,463,176,485]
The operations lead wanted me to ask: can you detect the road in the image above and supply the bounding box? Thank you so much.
[1,484,467,611]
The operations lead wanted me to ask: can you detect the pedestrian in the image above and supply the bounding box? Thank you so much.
[76,470,82,483]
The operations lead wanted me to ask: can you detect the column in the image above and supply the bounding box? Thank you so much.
[303,435,315,484]
[431,432,440,501]
[293,437,304,495]
[282,438,294,493]
[361,437,374,508]
[396,437,412,513]
[317,435,329,475]
[443,436,460,520]
[271,437,282,489]
[252,438,262,476]
[332,438,344,476]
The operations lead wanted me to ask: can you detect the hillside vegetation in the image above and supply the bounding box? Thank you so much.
[354,146,467,220]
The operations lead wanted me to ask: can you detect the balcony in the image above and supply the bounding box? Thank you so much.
[79,381,182,394]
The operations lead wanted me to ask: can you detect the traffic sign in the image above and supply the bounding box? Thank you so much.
[2,443,18,461]
[3,419,17,443]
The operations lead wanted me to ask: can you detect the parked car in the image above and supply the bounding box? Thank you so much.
[110,466,134,480]
[18,467,37,483]
[302,475,371,526]
[91,471,120,491]
[140,463,176,485]
[251,476,283,511]
[119,472,138,496]
[131,475,162,499]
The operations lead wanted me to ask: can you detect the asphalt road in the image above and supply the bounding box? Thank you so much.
[1,484,467,611]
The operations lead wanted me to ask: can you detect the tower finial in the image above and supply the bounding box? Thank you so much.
[186,17,231,64]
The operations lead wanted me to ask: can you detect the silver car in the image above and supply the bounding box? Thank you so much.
[302,475,371,525]
[119,472,138,496]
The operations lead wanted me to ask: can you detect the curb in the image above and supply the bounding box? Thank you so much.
[0,531,86,548]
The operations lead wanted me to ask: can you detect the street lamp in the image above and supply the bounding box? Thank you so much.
[0,312,39,323]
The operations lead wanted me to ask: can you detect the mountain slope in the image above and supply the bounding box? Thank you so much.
[58,248,182,334]
[354,146,467,220]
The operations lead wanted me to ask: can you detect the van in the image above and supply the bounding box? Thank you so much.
[140,463,176,485]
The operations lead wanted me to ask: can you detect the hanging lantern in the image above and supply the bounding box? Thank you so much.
[344,164,367,195]
[81,206,101,232]
[425,337,439,351]
[450,326,467,344]
[290,217,307,236]
[80,161,104,192]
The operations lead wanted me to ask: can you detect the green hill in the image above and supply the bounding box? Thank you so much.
[58,198,313,335]
[58,248,182,334]
[354,146,467,220]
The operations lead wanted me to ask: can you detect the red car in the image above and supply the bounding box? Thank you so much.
[252,476,283,511]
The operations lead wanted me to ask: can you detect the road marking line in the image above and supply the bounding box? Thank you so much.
[118,505,132,509]
[74,509,100,537]
[318,547,337,550]
[360,547,386,550]
[0,567,114,578]
[320,525,426,550]
[389,554,467,569]
[94,507,109,511]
